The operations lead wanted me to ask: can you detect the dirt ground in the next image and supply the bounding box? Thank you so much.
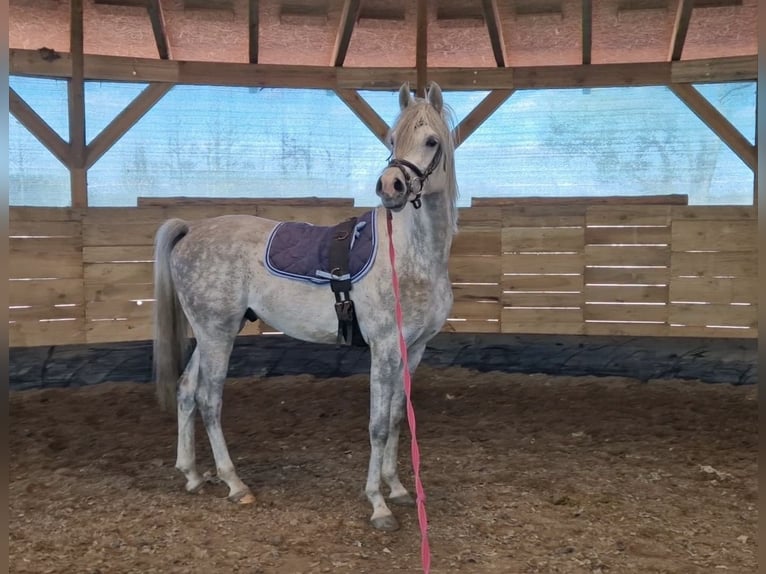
[9,365,758,574]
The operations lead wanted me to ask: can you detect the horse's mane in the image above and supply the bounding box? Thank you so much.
[391,97,460,232]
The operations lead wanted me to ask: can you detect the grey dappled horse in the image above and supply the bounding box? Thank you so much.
[153,81,458,531]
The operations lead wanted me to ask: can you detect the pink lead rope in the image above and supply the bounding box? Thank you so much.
[386,209,431,574]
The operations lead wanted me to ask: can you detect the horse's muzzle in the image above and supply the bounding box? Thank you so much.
[376,169,408,211]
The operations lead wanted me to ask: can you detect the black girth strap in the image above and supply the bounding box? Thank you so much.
[329,217,368,347]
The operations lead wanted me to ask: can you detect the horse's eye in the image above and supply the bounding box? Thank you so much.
[426,137,438,148]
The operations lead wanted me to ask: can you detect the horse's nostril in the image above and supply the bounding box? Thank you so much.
[376,179,382,193]
[393,179,404,192]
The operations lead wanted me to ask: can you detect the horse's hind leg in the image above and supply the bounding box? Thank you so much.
[383,342,427,507]
[195,335,255,504]
[176,348,205,493]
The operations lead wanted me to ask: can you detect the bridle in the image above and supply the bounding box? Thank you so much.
[385,143,443,210]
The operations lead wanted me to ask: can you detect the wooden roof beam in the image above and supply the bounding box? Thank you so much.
[453,89,514,148]
[9,50,757,90]
[582,0,592,65]
[331,0,361,67]
[69,0,87,208]
[416,0,427,97]
[147,0,171,60]
[668,0,694,61]
[335,89,390,144]
[85,83,175,169]
[669,83,756,171]
[481,0,507,67]
[9,88,71,166]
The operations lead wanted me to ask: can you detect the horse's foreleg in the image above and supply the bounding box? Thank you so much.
[382,342,426,507]
[365,348,399,531]
[176,348,205,493]
[196,339,255,505]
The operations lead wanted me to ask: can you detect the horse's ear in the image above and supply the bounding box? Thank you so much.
[426,82,443,113]
[399,82,413,110]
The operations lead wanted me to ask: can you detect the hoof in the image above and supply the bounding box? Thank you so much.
[389,493,415,507]
[371,514,399,532]
[185,480,206,494]
[228,490,256,505]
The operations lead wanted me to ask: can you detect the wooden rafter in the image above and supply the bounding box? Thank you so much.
[335,89,390,144]
[9,88,70,166]
[481,0,507,67]
[69,0,87,208]
[85,83,175,169]
[249,0,259,64]
[331,0,361,67]
[147,0,171,60]
[416,0,427,97]
[582,0,592,65]
[452,89,514,148]
[669,83,756,171]
[9,49,758,90]
[668,0,694,61]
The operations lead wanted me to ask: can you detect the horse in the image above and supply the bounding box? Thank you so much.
[152,81,458,531]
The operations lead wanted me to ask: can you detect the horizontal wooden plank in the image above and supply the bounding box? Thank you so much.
[456,207,503,227]
[502,227,584,252]
[502,274,583,291]
[10,305,85,321]
[256,205,368,225]
[668,324,756,339]
[86,300,154,320]
[10,221,81,237]
[672,220,757,252]
[86,318,154,343]
[451,283,501,303]
[10,207,83,222]
[137,196,355,207]
[449,256,501,283]
[585,205,673,226]
[502,307,583,325]
[502,317,585,335]
[9,278,84,307]
[83,222,161,246]
[85,282,155,303]
[671,206,756,221]
[451,227,501,256]
[503,292,582,307]
[9,319,86,347]
[585,245,669,267]
[670,251,756,278]
[669,276,757,305]
[585,226,670,246]
[442,319,501,333]
[584,321,669,337]
[502,206,586,227]
[669,303,757,328]
[584,285,668,304]
[584,303,668,322]
[584,266,669,285]
[84,262,154,285]
[9,239,83,279]
[503,253,585,275]
[83,246,155,263]
[473,195,687,207]
[450,301,501,321]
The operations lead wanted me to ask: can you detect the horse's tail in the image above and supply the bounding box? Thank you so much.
[153,218,190,413]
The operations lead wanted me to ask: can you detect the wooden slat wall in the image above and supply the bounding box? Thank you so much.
[8,201,757,347]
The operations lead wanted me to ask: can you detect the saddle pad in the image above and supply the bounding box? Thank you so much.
[264,209,378,285]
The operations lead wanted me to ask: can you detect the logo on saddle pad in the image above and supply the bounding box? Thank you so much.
[264,209,378,285]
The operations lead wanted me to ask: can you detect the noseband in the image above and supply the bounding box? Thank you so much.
[385,144,443,210]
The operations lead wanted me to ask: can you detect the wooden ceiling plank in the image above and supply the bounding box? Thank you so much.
[582,0,592,65]
[416,0,428,97]
[481,0,507,67]
[9,50,758,90]
[9,87,71,166]
[669,83,756,171]
[69,0,87,208]
[331,0,361,67]
[85,83,175,169]
[249,0,259,63]
[668,0,694,61]
[453,89,514,148]
[335,89,390,144]
[147,0,171,60]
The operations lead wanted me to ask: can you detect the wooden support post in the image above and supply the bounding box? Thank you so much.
[416,0,427,97]
[147,0,171,60]
[332,0,361,67]
[248,0,259,64]
[68,0,87,208]
[335,89,390,144]
[452,89,514,148]
[668,0,694,61]
[85,83,174,169]
[582,0,592,65]
[9,88,71,166]
[669,83,756,171]
[481,0,507,67]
